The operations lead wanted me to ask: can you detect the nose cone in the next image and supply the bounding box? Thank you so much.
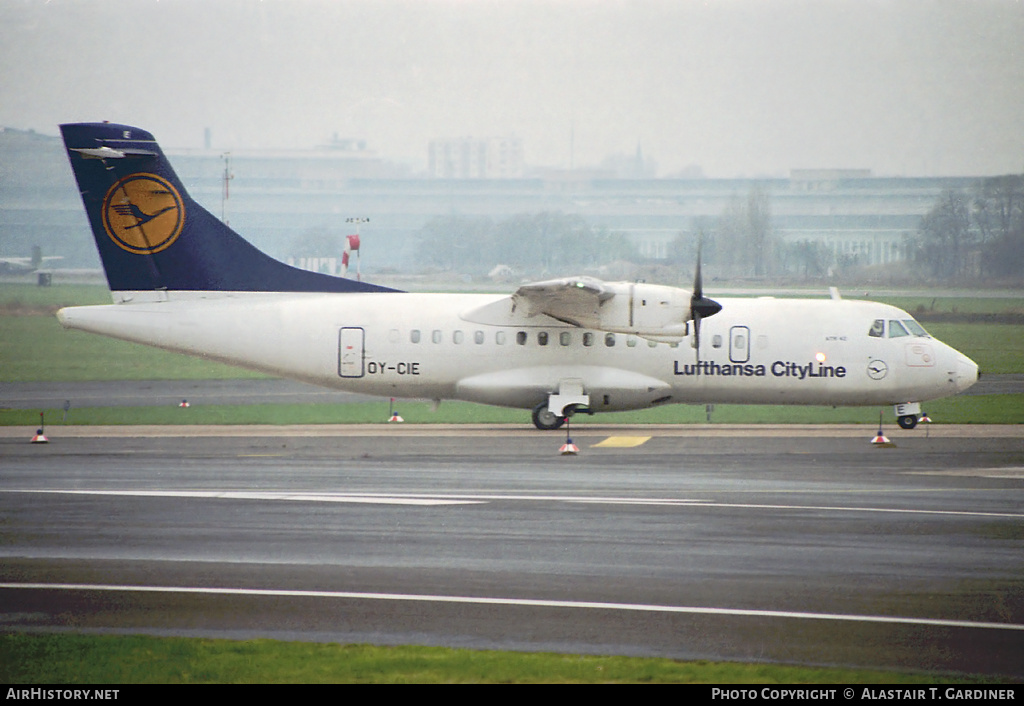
[954,353,979,393]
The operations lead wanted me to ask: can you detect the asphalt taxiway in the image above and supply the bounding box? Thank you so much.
[2,424,1023,677]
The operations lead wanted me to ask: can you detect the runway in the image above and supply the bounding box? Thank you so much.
[2,425,1023,677]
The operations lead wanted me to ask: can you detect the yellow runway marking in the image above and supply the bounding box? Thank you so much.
[593,436,652,448]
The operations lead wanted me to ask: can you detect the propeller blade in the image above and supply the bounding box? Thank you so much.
[693,311,703,364]
[694,238,704,300]
[690,233,721,364]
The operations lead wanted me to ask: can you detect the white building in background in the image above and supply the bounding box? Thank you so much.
[0,126,985,272]
[428,136,524,179]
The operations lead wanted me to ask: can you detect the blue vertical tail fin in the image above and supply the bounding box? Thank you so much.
[60,122,398,294]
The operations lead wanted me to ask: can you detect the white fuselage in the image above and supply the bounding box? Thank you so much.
[57,292,979,413]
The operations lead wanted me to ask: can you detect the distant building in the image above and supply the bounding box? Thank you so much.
[428,136,524,179]
[0,126,987,272]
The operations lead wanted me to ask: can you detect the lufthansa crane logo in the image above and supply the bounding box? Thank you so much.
[867,359,889,380]
[102,174,184,254]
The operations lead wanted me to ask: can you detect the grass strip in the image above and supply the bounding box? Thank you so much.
[0,633,991,684]
[3,395,1021,427]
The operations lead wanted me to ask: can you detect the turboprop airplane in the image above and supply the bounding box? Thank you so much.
[57,122,979,430]
[0,246,63,275]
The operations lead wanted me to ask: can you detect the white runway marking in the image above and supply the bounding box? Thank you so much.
[1,489,483,506]
[4,489,1022,519]
[667,501,1024,520]
[2,582,1022,632]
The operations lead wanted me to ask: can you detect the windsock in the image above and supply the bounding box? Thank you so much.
[341,234,361,280]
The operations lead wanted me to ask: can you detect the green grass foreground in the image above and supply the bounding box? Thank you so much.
[0,634,988,684]
[3,394,1022,427]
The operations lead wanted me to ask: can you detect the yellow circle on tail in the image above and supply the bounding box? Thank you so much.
[102,174,184,254]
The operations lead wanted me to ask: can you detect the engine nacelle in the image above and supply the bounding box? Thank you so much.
[465,276,703,342]
[574,282,692,339]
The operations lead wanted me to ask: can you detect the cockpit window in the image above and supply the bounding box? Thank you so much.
[888,320,910,338]
[868,319,885,337]
[902,319,929,337]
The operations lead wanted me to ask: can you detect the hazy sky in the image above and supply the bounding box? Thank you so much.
[2,0,1023,177]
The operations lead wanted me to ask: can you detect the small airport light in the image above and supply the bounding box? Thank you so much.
[560,417,579,455]
[31,412,49,444]
[388,397,404,422]
[870,412,894,447]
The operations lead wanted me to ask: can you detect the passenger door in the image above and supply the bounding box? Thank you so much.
[339,327,365,378]
[729,325,750,363]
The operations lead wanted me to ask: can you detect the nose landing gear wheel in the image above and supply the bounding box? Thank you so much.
[897,414,919,430]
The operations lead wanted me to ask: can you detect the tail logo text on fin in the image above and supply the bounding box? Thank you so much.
[101,173,184,255]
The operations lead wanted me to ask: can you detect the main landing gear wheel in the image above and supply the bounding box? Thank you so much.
[532,403,566,431]
[897,415,919,430]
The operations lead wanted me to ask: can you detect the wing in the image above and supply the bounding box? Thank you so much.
[511,276,615,326]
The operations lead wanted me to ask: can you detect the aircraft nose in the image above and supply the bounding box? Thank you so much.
[954,354,979,393]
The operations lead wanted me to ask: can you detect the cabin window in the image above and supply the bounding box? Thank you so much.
[474,330,485,344]
[902,319,929,337]
[627,335,638,348]
[538,332,549,346]
[432,329,443,344]
[560,331,571,346]
[453,330,464,344]
[583,332,594,347]
[410,329,421,344]
[648,339,659,348]
[516,331,527,345]
[712,334,723,348]
[605,333,616,347]
[868,319,885,337]
[888,320,910,338]
[496,330,507,345]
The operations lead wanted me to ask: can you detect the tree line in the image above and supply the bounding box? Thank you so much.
[293,173,1024,285]
[910,174,1024,283]
[670,174,1024,284]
